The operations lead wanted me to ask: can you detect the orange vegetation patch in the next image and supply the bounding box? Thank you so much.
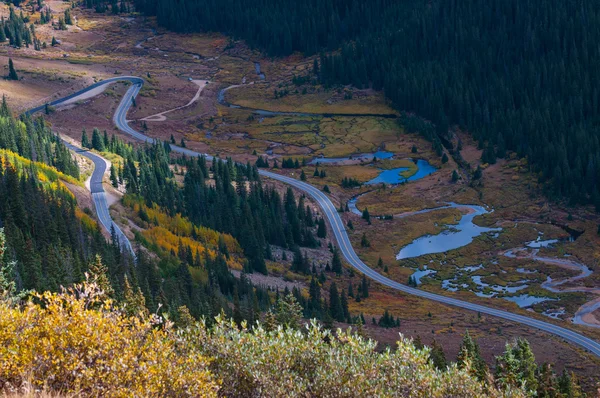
[122,195,244,269]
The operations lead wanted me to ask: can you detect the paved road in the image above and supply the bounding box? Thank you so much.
[31,77,600,358]
[24,79,140,258]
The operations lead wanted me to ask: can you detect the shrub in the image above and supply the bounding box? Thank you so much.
[0,282,217,397]
[0,281,525,397]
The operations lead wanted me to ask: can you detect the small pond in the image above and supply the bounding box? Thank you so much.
[396,203,501,260]
[366,159,437,185]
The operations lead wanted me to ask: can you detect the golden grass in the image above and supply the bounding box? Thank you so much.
[226,84,395,115]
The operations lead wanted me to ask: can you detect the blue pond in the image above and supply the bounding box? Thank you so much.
[366,159,437,185]
[410,267,436,286]
[396,203,502,260]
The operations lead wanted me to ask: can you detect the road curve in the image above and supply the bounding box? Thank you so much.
[24,78,140,258]
[34,77,600,358]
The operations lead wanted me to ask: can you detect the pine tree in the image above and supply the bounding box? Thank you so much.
[362,207,370,223]
[81,129,90,148]
[175,305,195,328]
[316,218,326,238]
[64,9,72,25]
[340,289,349,321]
[495,338,538,393]
[87,255,113,297]
[91,128,104,151]
[361,274,369,298]
[331,247,342,275]
[457,330,488,381]
[110,164,118,187]
[429,339,447,370]
[123,275,147,317]
[329,282,343,322]
[7,58,18,80]
[360,233,370,248]
[274,293,303,329]
[452,170,459,182]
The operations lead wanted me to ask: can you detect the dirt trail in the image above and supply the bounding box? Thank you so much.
[141,80,209,121]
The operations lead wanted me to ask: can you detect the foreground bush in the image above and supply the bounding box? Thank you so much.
[0,280,524,397]
[0,283,217,397]
[190,318,523,397]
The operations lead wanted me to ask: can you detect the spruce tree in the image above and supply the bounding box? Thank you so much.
[457,330,488,381]
[91,128,104,151]
[329,283,343,322]
[81,129,90,148]
[429,339,447,370]
[331,248,342,275]
[87,255,113,297]
[7,58,18,80]
[110,164,118,187]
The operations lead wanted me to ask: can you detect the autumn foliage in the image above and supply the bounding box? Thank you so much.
[0,278,526,397]
[0,282,218,397]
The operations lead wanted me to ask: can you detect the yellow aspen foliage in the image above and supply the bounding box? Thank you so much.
[75,208,99,231]
[0,276,525,397]
[124,194,244,269]
[0,149,80,187]
[0,281,218,397]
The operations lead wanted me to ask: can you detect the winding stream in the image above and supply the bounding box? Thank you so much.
[349,197,501,260]
[502,242,600,328]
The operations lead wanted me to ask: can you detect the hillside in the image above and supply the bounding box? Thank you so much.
[0,272,532,397]
[1,0,600,394]
[138,0,600,209]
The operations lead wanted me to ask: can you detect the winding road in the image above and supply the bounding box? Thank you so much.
[25,79,138,258]
[27,77,600,358]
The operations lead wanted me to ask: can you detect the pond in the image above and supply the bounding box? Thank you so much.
[396,203,502,260]
[441,264,555,308]
[365,159,437,185]
[503,295,556,308]
[409,267,436,286]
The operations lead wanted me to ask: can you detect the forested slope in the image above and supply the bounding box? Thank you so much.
[135,0,600,208]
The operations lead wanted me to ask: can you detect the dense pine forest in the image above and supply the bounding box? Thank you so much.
[135,0,600,208]
[1,97,78,178]
[1,90,336,326]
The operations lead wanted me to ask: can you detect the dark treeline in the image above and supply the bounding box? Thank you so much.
[132,0,396,56]
[183,155,321,274]
[95,131,323,275]
[0,159,119,293]
[319,0,600,208]
[139,0,600,208]
[1,98,79,178]
[81,0,131,14]
[0,5,44,50]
